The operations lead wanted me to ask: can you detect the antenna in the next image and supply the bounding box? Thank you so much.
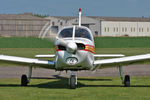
[79,8,82,27]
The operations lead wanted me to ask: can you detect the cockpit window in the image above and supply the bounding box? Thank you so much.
[58,28,73,38]
[75,28,92,40]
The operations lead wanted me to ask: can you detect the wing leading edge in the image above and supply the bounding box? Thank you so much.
[35,54,55,58]
[94,54,150,68]
[0,55,55,69]
[94,54,125,57]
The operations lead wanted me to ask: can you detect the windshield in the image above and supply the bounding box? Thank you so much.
[75,28,92,40]
[58,28,73,38]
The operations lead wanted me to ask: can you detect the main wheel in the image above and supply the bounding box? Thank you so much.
[124,75,130,87]
[70,75,76,89]
[21,74,28,86]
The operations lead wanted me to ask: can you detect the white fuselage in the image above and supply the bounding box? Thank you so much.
[54,26,95,70]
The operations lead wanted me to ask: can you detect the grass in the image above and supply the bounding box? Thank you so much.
[0,37,150,99]
[95,48,150,56]
[95,37,150,48]
[0,77,150,100]
[0,37,150,48]
[0,48,54,58]
[0,37,54,48]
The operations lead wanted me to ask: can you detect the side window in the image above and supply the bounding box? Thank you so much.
[58,28,73,38]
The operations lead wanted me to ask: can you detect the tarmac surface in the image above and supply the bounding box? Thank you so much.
[0,65,150,78]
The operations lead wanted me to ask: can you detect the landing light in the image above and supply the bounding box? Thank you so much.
[66,57,78,65]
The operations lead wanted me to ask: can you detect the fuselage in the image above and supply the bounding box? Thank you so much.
[55,26,95,70]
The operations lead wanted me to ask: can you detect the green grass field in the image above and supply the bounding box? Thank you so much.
[0,37,150,48]
[1,37,150,100]
[0,37,54,48]
[95,37,150,48]
[1,77,150,100]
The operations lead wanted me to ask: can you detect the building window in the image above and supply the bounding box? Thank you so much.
[65,20,67,23]
[60,22,63,26]
[142,28,143,32]
[122,28,124,32]
[107,28,109,32]
[116,28,118,32]
[104,27,109,32]
[125,28,127,32]
[114,27,118,32]
[147,28,149,32]
[104,28,106,32]
[139,28,141,32]
[113,28,115,32]
[52,22,55,26]
[133,28,135,32]
[131,28,133,32]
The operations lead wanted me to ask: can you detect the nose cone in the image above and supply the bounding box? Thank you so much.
[66,42,77,54]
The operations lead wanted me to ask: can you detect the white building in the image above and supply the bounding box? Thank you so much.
[46,16,150,37]
[91,17,150,37]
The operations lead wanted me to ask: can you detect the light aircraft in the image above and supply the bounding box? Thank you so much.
[1,8,150,89]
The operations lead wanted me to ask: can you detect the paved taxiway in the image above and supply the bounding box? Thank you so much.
[0,65,150,78]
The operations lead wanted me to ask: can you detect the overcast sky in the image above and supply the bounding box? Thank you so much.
[0,0,150,17]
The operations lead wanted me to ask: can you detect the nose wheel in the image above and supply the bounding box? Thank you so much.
[69,71,77,89]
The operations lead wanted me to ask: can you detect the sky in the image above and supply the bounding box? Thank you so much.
[0,0,150,17]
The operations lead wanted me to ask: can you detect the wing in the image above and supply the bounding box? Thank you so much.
[0,55,55,69]
[94,54,150,68]
[35,54,55,58]
[94,54,125,57]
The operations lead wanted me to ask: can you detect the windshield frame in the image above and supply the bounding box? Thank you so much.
[57,26,93,41]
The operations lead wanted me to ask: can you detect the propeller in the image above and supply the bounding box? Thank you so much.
[40,28,77,54]
[55,37,68,47]
[39,20,78,54]
[66,42,77,54]
[56,37,77,54]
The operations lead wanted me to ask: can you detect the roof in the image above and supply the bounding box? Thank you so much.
[46,16,77,20]
[0,14,49,21]
[46,16,150,22]
[88,16,150,22]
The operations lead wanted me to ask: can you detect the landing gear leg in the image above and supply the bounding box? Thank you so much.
[21,66,33,86]
[69,71,77,89]
[119,66,124,84]
[119,65,130,87]
[27,66,32,83]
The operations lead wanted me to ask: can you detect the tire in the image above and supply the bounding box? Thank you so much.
[124,75,130,87]
[70,75,76,89]
[21,74,28,86]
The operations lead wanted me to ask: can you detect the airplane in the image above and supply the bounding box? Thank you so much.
[1,8,150,89]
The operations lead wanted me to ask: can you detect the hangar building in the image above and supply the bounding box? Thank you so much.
[46,16,150,37]
[0,13,50,37]
[1,14,150,37]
